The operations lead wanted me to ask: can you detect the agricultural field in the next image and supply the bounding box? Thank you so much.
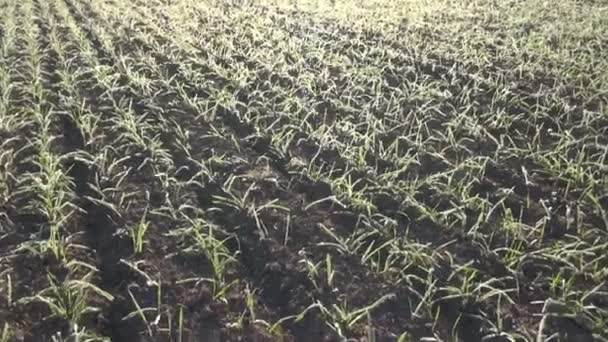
[0,0,607,340]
